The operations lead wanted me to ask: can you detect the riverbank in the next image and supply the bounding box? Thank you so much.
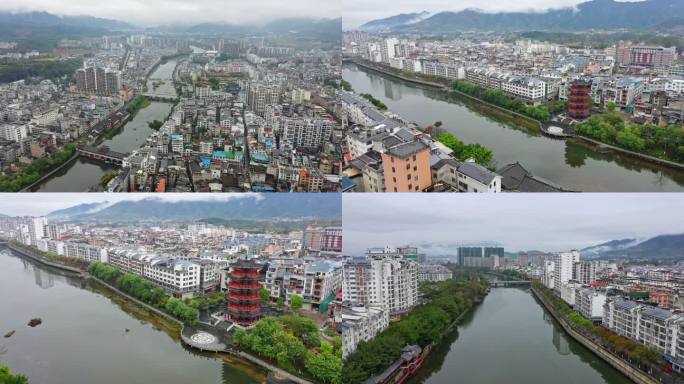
[7,242,84,274]
[350,59,543,131]
[349,59,684,171]
[531,285,658,384]
[18,152,80,192]
[4,242,310,384]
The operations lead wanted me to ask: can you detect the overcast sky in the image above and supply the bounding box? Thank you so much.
[0,193,262,216]
[0,0,340,26]
[342,193,684,255]
[344,0,642,29]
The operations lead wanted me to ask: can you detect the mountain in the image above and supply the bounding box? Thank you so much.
[0,11,134,52]
[0,11,133,31]
[576,234,684,260]
[365,0,684,33]
[47,202,112,221]
[597,234,684,260]
[358,12,430,32]
[162,18,341,42]
[580,238,643,259]
[47,195,341,222]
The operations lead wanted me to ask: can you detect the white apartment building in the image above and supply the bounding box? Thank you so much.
[282,118,332,150]
[303,261,342,308]
[554,250,580,293]
[603,299,642,340]
[454,162,502,193]
[575,288,607,321]
[343,255,418,316]
[501,76,546,104]
[574,261,597,284]
[560,281,581,306]
[64,242,107,263]
[417,264,453,282]
[143,258,200,297]
[542,260,555,289]
[638,307,680,356]
[342,305,389,359]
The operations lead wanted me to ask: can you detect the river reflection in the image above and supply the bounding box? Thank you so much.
[405,288,631,384]
[0,248,265,384]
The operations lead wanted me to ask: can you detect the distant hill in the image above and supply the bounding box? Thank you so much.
[358,12,430,32]
[47,202,113,221]
[580,238,643,259]
[47,195,341,223]
[0,11,134,52]
[0,11,133,31]
[597,233,684,260]
[362,0,684,33]
[165,17,342,42]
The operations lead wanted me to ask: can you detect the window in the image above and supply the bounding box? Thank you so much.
[407,174,411,180]
[408,184,412,190]
[415,186,419,191]
[413,166,417,171]
[391,167,395,173]
[412,155,416,161]
[406,163,410,170]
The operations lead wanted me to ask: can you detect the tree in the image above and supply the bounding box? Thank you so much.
[305,341,342,384]
[277,297,285,307]
[607,101,617,112]
[434,121,443,128]
[260,288,271,304]
[0,365,29,384]
[290,294,303,313]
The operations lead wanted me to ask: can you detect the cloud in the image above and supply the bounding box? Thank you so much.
[0,0,340,26]
[342,193,684,255]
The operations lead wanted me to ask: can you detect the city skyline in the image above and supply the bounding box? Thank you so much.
[0,0,340,26]
[342,193,684,254]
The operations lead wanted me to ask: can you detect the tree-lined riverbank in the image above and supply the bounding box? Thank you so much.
[343,63,684,191]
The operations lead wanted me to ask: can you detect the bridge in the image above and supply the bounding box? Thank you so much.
[77,145,128,165]
[143,93,177,102]
[490,280,532,287]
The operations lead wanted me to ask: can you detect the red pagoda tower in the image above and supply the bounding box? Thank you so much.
[568,79,592,120]
[227,259,261,326]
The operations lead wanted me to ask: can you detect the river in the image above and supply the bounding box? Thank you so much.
[408,287,631,384]
[343,64,684,192]
[32,59,179,192]
[0,247,265,384]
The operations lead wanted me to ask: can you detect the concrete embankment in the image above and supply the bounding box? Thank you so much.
[350,59,543,130]
[531,286,658,384]
[7,243,83,274]
[19,153,80,192]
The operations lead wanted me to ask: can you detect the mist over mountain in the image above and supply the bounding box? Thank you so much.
[47,195,340,223]
[358,12,430,32]
[0,11,341,51]
[174,17,342,42]
[0,11,134,31]
[359,0,684,33]
[595,233,684,260]
[580,238,643,259]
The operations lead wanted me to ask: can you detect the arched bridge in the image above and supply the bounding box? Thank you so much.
[77,145,128,165]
